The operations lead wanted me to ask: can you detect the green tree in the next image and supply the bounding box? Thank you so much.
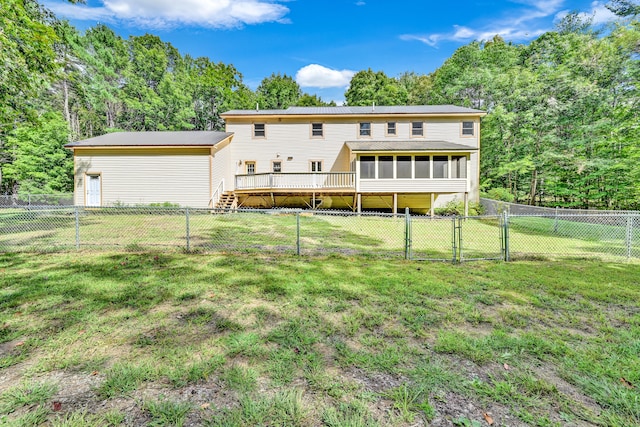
[256,73,301,109]
[295,93,336,106]
[81,24,129,134]
[344,69,408,106]
[397,72,432,105]
[0,0,59,192]
[187,56,254,130]
[1,113,73,194]
[607,0,640,17]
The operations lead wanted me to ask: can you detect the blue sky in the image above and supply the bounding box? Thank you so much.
[44,0,619,104]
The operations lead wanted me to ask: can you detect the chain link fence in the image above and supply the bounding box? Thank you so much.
[0,193,74,207]
[1,206,638,262]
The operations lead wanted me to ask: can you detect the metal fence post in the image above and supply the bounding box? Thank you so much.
[296,211,301,256]
[186,208,191,252]
[554,206,559,233]
[404,207,411,260]
[458,217,463,263]
[451,216,457,263]
[75,206,80,250]
[626,214,633,260]
[504,211,510,262]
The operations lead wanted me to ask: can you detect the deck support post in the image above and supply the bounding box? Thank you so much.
[430,193,435,218]
[393,193,398,217]
[464,192,469,217]
[357,193,362,214]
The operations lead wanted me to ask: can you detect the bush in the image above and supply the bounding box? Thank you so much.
[485,188,515,203]
[434,200,484,216]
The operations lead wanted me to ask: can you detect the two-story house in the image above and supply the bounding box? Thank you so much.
[66,105,485,214]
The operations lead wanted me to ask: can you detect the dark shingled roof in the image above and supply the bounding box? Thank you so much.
[65,131,233,148]
[346,141,478,152]
[222,105,485,116]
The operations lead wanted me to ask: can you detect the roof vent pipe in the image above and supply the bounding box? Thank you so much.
[256,103,259,111]
[372,101,375,112]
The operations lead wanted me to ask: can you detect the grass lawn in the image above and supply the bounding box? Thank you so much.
[0,252,639,426]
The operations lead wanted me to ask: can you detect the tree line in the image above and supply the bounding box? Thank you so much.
[1,0,639,209]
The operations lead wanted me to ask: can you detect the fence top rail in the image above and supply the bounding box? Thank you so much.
[509,213,640,217]
[481,198,640,215]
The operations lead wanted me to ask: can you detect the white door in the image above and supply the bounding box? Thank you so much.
[87,175,101,206]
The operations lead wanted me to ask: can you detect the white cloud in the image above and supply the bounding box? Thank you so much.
[355,1,366,6]
[45,0,290,29]
[568,1,618,25]
[400,0,564,47]
[295,64,355,88]
[402,0,623,48]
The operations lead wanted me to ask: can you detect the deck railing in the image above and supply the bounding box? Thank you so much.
[235,172,355,191]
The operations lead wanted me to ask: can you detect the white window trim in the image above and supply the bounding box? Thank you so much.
[358,122,372,138]
[309,160,323,173]
[252,123,266,139]
[245,161,256,174]
[410,121,424,138]
[386,122,397,137]
[310,122,324,139]
[461,121,475,137]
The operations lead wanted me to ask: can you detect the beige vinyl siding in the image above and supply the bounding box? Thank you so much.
[74,148,211,207]
[211,138,234,197]
[225,116,480,201]
[226,118,353,177]
[469,152,480,202]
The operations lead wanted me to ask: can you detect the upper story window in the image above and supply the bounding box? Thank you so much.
[272,161,282,173]
[386,122,397,136]
[462,121,475,136]
[253,123,266,138]
[311,123,323,138]
[359,122,371,137]
[310,160,323,172]
[411,122,424,137]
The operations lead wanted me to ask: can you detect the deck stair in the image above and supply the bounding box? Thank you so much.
[215,192,237,210]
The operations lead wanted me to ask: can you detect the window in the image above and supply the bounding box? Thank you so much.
[411,122,423,137]
[272,161,282,173]
[451,156,467,178]
[386,122,396,136]
[378,156,393,179]
[246,161,256,175]
[462,121,474,136]
[397,156,411,179]
[359,122,371,137]
[415,156,430,178]
[310,161,322,172]
[311,123,323,137]
[360,156,375,179]
[253,123,265,138]
[433,156,448,178]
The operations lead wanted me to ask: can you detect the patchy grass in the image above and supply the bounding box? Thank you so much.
[0,252,639,426]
